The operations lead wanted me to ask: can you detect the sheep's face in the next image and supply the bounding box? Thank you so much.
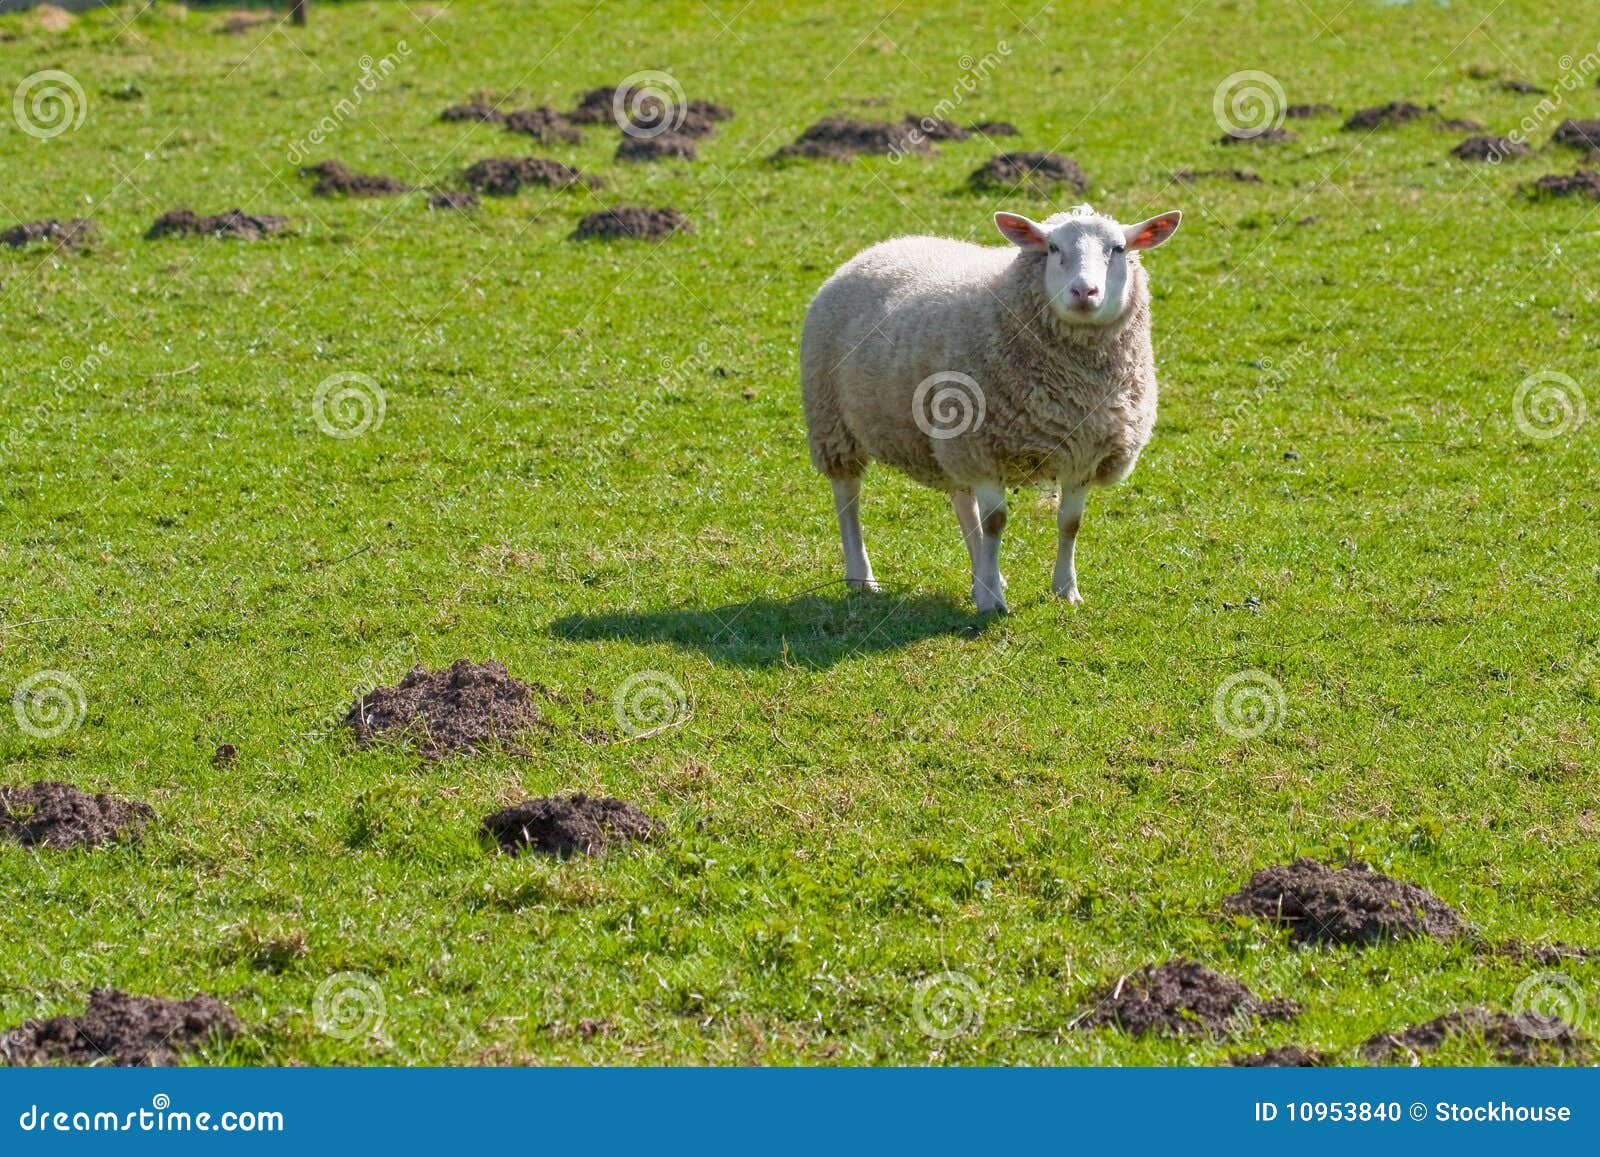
[995,207,1181,327]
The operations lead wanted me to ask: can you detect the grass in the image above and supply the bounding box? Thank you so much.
[0,0,1597,1066]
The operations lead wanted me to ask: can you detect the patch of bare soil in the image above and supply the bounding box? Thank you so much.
[482,794,662,857]
[1171,167,1263,183]
[1285,103,1339,119]
[1343,101,1429,130]
[573,206,691,240]
[1,990,239,1067]
[1229,1044,1327,1066]
[428,190,479,211]
[632,108,720,139]
[1552,119,1600,151]
[300,160,410,196]
[1362,1008,1589,1065]
[968,120,1019,136]
[0,781,152,849]
[906,114,969,141]
[1451,135,1530,161]
[617,133,698,163]
[1528,170,1600,200]
[146,208,287,240]
[1223,859,1466,947]
[777,116,929,161]
[463,156,599,195]
[1500,79,1543,94]
[504,107,582,144]
[1076,960,1298,1038]
[344,660,543,758]
[1219,126,1297,144]
[441,102,505,124]
[969,150,1089,192]
[1,218,96,249]
[568,86,618,124]
[686,99,734,122]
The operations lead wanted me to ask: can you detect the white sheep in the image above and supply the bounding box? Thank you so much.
[800,204,1181,612]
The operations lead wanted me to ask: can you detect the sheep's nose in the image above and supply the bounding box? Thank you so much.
[1070,283,1101,302]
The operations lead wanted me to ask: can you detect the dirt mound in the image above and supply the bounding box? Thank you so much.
[574,206,691,240]
[568,86,618,124]
[1285,103,1339,119]
[482,794,662,857]
[1500,79,1543,94]
[969,150,1089,192]
[1488,940,1599,965]
[1552,119,1600,151]
[1076,960,1298,1038]
[1438,116,1487,132]
[1527,170,1600,200]
[1,218,96,249]
[687,99,733,122]
[344,660,542,757]
[300,160,410,196]
[1343,101,1428,130]
[969,120,1019,136]
[463,157,598,195]
[906,114,969,141]
[504,107,582,144]
[1,990,239,1067]
[0,781,153,849]
[441,102,505,124]
[1229,1044,1326,1066]
[1172,167,1263,183]
[777,116,929,161]
[1223,858,1466,947]
[632,108,720,139]
[147,208,287,240]
[1362,1008,1588,1065]
[1219,126,1296,144]
[617,133,698,163]
[1451,135,1529,161]
[428,190,479,211]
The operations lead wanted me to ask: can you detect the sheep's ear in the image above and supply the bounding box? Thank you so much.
[994,212,1047,250]
[1124,211,1182,251]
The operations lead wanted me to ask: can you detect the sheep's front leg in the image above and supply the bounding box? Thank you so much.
[831,476,878,591]
[971,481,1008,613]
[1053,485,1088,604]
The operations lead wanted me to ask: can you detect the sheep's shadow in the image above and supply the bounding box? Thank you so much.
[550,584,989,669]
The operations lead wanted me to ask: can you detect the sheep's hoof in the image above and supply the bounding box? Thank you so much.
[846,577,880,593]
[973,585,1009,614]
[1053,585,1083,605]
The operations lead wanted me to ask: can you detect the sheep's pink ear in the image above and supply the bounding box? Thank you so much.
[1124,211,1182,251]
[994,211,1047,250]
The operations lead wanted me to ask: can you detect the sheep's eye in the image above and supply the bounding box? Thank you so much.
[1047,244,1058,254]
[1112,244,1126,254]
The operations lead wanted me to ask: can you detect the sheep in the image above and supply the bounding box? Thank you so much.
[800,204,1181,612]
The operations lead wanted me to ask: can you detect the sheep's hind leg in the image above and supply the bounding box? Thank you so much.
[1053,485,1088,604]
[832,476,878,592]
[971,482,1008,613]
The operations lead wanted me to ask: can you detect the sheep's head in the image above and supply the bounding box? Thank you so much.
[995,205,1181,327]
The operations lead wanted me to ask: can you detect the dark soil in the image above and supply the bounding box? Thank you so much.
[1172,167,1263,183]
[0,781,153,849]
[300,160,410,196]
[482,793,662,857]
[1218,126,1297,144]
[1487,940,1600,965]
[463,156,599,195]
[344,659,543,758]
[1552,118,1600,151]
[777,116,930,161]
[969,150,1089,192]
[1,218,96,249]
[968,120,1019,136]
[1223,858,1466,947]
[568,86,618,124]
[1438,116,1487,132]
[1528,170,1600,200]
[1501,79,1544,94]
[906,114,969,141]
[1,989,239,1067]
[441,102,505,124]
[1076,959,1298,1038]
[1229,1044,1327,1067]
[573,206,691,240]
[147,208,287,241]
[1343,101,1428,130]
[504,106,582,144]
[617,133,698,163]
[428,190,479,211]
[1451,134,1530,161]
[686,99,734,122]
[1362,1008,1589,1065]
[212,743,237,766]
[1285,103,1339,119]
[632,108,720,139]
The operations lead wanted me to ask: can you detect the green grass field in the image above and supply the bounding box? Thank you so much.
[1,0,1597,1066]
